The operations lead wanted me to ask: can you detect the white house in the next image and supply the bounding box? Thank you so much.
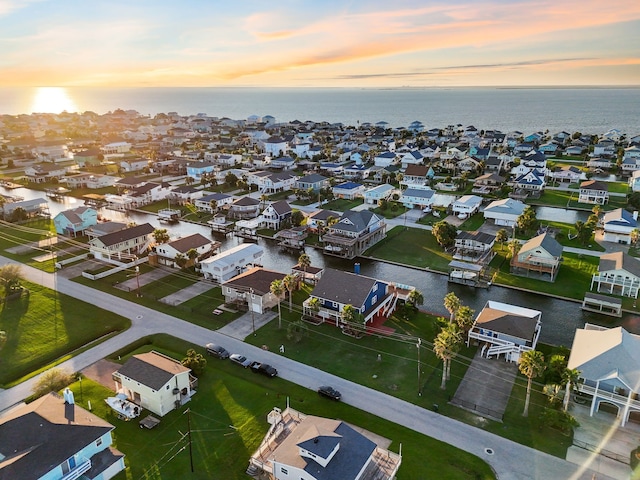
[88,223,155,261]
[602,208,638,244]
[363,184,395,205]
[467,301,542,363]
[483,198,526,227]
[195,192,234,212]
[374,151,397,167]
[332,182,365,200]
[578,180,609,205]
[399,185,435,209]
[222,267,286,314]
[451,195,483,217]
[590,251,640,298]
[113,351,196,417]
[153,233,217,268]
[261,200,293,230]
[199,243,264,283]
[629,170,640,192]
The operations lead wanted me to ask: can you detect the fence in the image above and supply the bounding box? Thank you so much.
[572,439,630,465]
[450,398,504,421]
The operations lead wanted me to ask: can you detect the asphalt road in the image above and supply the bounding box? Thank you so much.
[0,257,613,480]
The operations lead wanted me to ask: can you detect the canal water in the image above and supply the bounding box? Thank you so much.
[7,187,639,347]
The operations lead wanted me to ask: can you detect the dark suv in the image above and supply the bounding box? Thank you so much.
[205,343,230,359]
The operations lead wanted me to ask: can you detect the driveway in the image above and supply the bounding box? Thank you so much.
[0,256,616,480]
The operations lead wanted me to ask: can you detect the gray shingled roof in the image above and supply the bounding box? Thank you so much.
[310,268,377,307]
[92,223,154,247]
[599,251,640,278]
[117,352,189,390]
[520,232,563,258]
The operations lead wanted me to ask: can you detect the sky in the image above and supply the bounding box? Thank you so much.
[1,0,639,88]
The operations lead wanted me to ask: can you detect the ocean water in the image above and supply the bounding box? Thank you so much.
[1,86,639,134]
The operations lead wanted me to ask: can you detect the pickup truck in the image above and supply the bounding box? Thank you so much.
[250,361,278,378]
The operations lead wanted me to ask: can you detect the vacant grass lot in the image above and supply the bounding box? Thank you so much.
[64,334,495,480]
[538,220,605,251]
[321,198,364,211]
[459,212,486,231]
[0,280,130,386]
[365,226,452,272]
[0,219,57,270]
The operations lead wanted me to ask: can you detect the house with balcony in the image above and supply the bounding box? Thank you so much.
[306,209,339,231]
[373,151,397,167]
[199,243,264,283]
[53,206,98,236]
[472,173,505,194]
[453,231,496,264]
[194,192,233,213]
[153,233,218,268]
[399,185,435,210]
[602,208,638,244]
[590,251,640,298]
[303,268,396,326]
[467,301,542,363]
[401,164,430,186]
[510,232,563,282]
[113,351,197,417]
[451,195,483,218]
[24,162,69,183]
[247,407,401,480]
[228,196,261,219]
[322,210,386,259]
[567,324,640,427]
[0,391,125,480]
[270,156,296,170]
[514,169,546,192]
[400,150,424,169]
[332,182,365,200]
[263,136,289,156]
[550,165,583,183]
[296,173,329,192]
[363,184,395,205]
[64,173,119,189]
[246,171,298,193]
[222,267,286,314]
[261,200,293,230]
[89,223,155,262]
[578,180,609,205]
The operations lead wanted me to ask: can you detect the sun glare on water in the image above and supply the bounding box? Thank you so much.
[31,87,78,114]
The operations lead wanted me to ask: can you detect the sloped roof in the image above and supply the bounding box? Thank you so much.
[603,208,637,228]
[580,180,608,191]
[474,301,541,342]
[520,232,563,258]
[166,233,212,253]
[310,268,378,308]
[91,223,154,247]
[484,198,526,216]
[224,267,286,295]
[568,327,640,391]
[598,251,640,278]
[117,351,189,390]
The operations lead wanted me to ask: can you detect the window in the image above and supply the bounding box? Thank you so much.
[96,437,103,447]
[280,467,288,474]
[166,385,170,390]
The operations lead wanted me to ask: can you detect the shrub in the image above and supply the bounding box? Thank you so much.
[32,368,74,399]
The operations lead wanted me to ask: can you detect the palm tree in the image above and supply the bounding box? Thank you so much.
[508,239,522,259]
[434,324,462,389]
[270,279,285,329]
[283,274,296,312]
[297,253,311,283]
[186,248,199,266]
[518,350,546,417]
[407,289,424,310]
[562,368,581,412]
[209,199,218,213]
[307,297,320,319]
[443,292,460,323]
[153,228,170,245]
[591,204,603,218]
[631,228,640,246]
[341,304,358,325]
[495,228,509,251]
[174,252,187,269]
[455,305,475,336]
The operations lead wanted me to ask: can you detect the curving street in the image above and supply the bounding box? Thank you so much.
[0,257,614,480]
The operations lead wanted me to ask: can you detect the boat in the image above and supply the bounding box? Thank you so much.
[105,393,142,420]
[158,208,181,223]
[450,270,477,280]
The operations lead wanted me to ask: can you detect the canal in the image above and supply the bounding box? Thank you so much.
[6,187,638,347]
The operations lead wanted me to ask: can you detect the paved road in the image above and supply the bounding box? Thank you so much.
[0,257,612,480]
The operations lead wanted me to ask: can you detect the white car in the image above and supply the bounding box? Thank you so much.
[229,353,252,368]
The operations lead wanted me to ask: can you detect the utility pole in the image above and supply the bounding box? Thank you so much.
[250,288,255,336]
[185,408,194,473]
[417,338,422,396]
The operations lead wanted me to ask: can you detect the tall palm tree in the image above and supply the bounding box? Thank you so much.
[454,305,475,336]
[434,323,462,389]
[407,289,424,310]
[508,239,522,259]
[562,368,581,412]
[443,292,460,323]
[297,253,311,284]
[495,229,509,251]
[518,350,546,417]
[270,279,285,329]
[283,274,296,312]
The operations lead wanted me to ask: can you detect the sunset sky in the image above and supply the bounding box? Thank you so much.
[1,0,639,87]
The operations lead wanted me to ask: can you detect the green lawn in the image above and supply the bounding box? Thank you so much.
[0,280,131,386]
[459,212,485,231]
[0,219,57,271]
[538,221,605,251]
[528,190,626,211]
[321,198,364,211]
[364,226,452,272]
[63,334,495,480]
[606,181,629,194]
[370,203,408,219]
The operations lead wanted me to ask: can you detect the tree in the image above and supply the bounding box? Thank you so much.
[341,304,358,325]
[455,305,475,335]
[186,248,199,264]
[290,210,304,227]
[181,349,207,377]
[0,330,6,352]
[0,264,23,297]
[519,350,546,417]
[270,279,285,329]
[33,368,74,398]
[297,253,311,282]
[434,323,462,389]
[174,252,187,269]
[407,289,424,310]
[9,206,28,222]
[516,206,538,233]
[508,239,522,258]
[306,297,320,319]
[153,228,170,244]
[443,292,460,323]
[287,319,306,343]
[283,274,297,312]
[432,221,457,248]
[574,220,594,246]
[631,228,640,246]
[591,204,603,218]
[225,172,238,187]
[562,368,581,412]
[495,228,509,250]
[209,199,218,213]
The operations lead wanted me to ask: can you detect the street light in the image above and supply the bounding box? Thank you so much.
[417,338,422,396]
[135,265,140,297]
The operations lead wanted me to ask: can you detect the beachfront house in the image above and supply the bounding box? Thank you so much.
[88,223,155,261]
[322,210,386,259]
[510,232,563,282]
[53,206,98,236]
[247,407,401,480]
[222,267,286,314]
[0,392,126,480]
[590,251,640,298]
[113,351,197,417]
[467,301,542,363]
[199,243,264,283]
[578,180,609,205]
[602,208,638,244]
[567,324,640,427]
[482,198,526,227]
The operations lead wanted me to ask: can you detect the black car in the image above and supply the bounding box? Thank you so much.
[205,343,230,359]
[250,361,278,377]
[318,385,341,401]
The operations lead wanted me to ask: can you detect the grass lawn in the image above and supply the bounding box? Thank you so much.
[71,268,239,329]
[321,198,364,211]
[365,225,452,272]
[528,190,626,211]
[606,181,630,194]
[537,221,605,251]
[64,334,495,480]
[459,212,485,231]
[0,219,57,271]
[490,250,599,300]
[370,203,408,219]
[0,280,131,387]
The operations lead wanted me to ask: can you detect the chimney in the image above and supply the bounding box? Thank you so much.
[63,388,75,405]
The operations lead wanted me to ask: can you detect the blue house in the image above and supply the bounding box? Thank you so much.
[304,268,395,326]
[0,391,125,480]
[53,206,98,236]
[186,161,217,182]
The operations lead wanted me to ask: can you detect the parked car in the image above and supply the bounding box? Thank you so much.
[250,361,278,378]
[229,353,252,368]
[205,343,230,359]
[317,385,341,401]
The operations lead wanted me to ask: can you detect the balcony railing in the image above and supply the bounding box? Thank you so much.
[61,458,91,480]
